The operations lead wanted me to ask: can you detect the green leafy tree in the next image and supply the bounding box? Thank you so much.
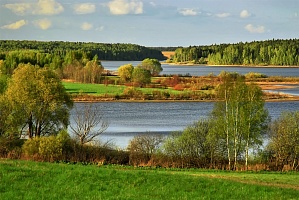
[268,111,299,170]
[163,120,218,168]
[3,64,73,138]
[132,67,151,87]
[211,72,269,170]
[139,58,163,76]
[118,64,134,82]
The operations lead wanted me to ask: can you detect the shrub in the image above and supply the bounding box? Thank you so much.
[39,136,63,162]
[127,133,164,166]
[0,136,24,158]
[22,137,41,158]
[22,131,71,161]
[245,72,268,79]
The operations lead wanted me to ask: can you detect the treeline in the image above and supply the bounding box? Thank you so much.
[171,39,299,66]
[0,40,165,62]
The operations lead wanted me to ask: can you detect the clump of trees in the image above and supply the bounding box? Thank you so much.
[117,58,162,87]
[171,39,299,66]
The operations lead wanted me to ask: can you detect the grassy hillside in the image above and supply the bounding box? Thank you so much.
[1,159,298,199]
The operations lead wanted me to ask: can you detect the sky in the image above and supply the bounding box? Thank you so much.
[0,0,298,47]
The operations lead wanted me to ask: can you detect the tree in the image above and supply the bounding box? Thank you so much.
[70,103,108,145]
[268,111,299,170]
[163,119,219,168]
[139,58,163,76]
[83,59,104,83]
[211,72,269,170]
[132,67,151,87]
[127,133,164,165]
[118,64,134,82]
[3,63,73,138]
[128,133,164,156]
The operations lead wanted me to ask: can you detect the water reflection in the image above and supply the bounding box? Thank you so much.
[70,101,299,148]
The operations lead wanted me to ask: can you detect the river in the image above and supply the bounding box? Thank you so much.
[73,61,299,148]
[101,61,299,77]
[71,101,299,149]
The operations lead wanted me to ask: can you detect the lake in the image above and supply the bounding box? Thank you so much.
[71,101,299,149]
[101,61,299,77]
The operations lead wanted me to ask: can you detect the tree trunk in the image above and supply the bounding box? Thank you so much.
[28,113,33,138]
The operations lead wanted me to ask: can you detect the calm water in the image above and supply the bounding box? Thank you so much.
[71,101,299,148]
[101,61,299,77]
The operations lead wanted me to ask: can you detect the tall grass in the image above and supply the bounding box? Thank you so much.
[1,159,298,200]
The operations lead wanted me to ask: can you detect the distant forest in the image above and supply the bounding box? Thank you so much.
[171,39,299,66]
[0,40,166,61]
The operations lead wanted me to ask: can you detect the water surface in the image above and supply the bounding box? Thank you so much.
[71,101,299,148]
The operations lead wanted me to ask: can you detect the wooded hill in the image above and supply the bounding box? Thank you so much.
[0,40,166,61]
[171,39,299,66]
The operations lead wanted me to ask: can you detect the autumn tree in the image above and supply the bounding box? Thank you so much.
[83,58,104,84]
[118,64,134,82]
[3,64,73,138]
[139,58,163,76]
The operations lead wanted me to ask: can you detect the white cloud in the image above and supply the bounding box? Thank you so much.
[245,24,265,33]
[216,13,231,18]
[34,0,64,15]
[4,0,64,16]
[240,10,251,18]
[81,22,93,30]
[1,20,27,29]
[4,3,31,15]
[179,9,198,16]
[74,3,96,14]
[107,0,143,15]
[33,18,52,30]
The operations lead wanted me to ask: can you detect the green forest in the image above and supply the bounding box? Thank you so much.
[0,40,165,73]
[171,39,299,66]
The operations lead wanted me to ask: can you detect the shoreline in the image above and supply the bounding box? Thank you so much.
[162,62,299,68]
[72,97,299,103]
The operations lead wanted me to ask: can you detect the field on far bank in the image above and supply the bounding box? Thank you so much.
[162,51,175,59]
[0,159,299,200]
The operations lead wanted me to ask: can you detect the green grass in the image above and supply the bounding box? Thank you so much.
[1,159,299,200]
[62,81,185,96]
[63,82,126,95]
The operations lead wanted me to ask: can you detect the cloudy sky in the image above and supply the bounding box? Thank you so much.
[0,0,298,46]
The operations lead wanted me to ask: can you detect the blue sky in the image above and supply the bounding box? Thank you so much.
[0,0,298,47]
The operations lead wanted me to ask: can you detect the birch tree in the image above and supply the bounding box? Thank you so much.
[211,72,268,170]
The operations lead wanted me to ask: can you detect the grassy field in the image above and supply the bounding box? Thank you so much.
[1,159,299,200]
[63,81,190,97]
[63,82,126,95]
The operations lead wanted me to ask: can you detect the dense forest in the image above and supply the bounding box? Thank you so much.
[0,40,166,77]
[0,40,166,62]
[171,39,299,66]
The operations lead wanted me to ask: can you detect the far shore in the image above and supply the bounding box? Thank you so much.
[162,62,299,68]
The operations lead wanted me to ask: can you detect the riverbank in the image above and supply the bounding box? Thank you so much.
[164,62,299,68]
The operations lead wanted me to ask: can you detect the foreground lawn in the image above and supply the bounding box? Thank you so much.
[1,159,299,200]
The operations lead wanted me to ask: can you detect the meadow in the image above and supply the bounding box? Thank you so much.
[1,159,299,200]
